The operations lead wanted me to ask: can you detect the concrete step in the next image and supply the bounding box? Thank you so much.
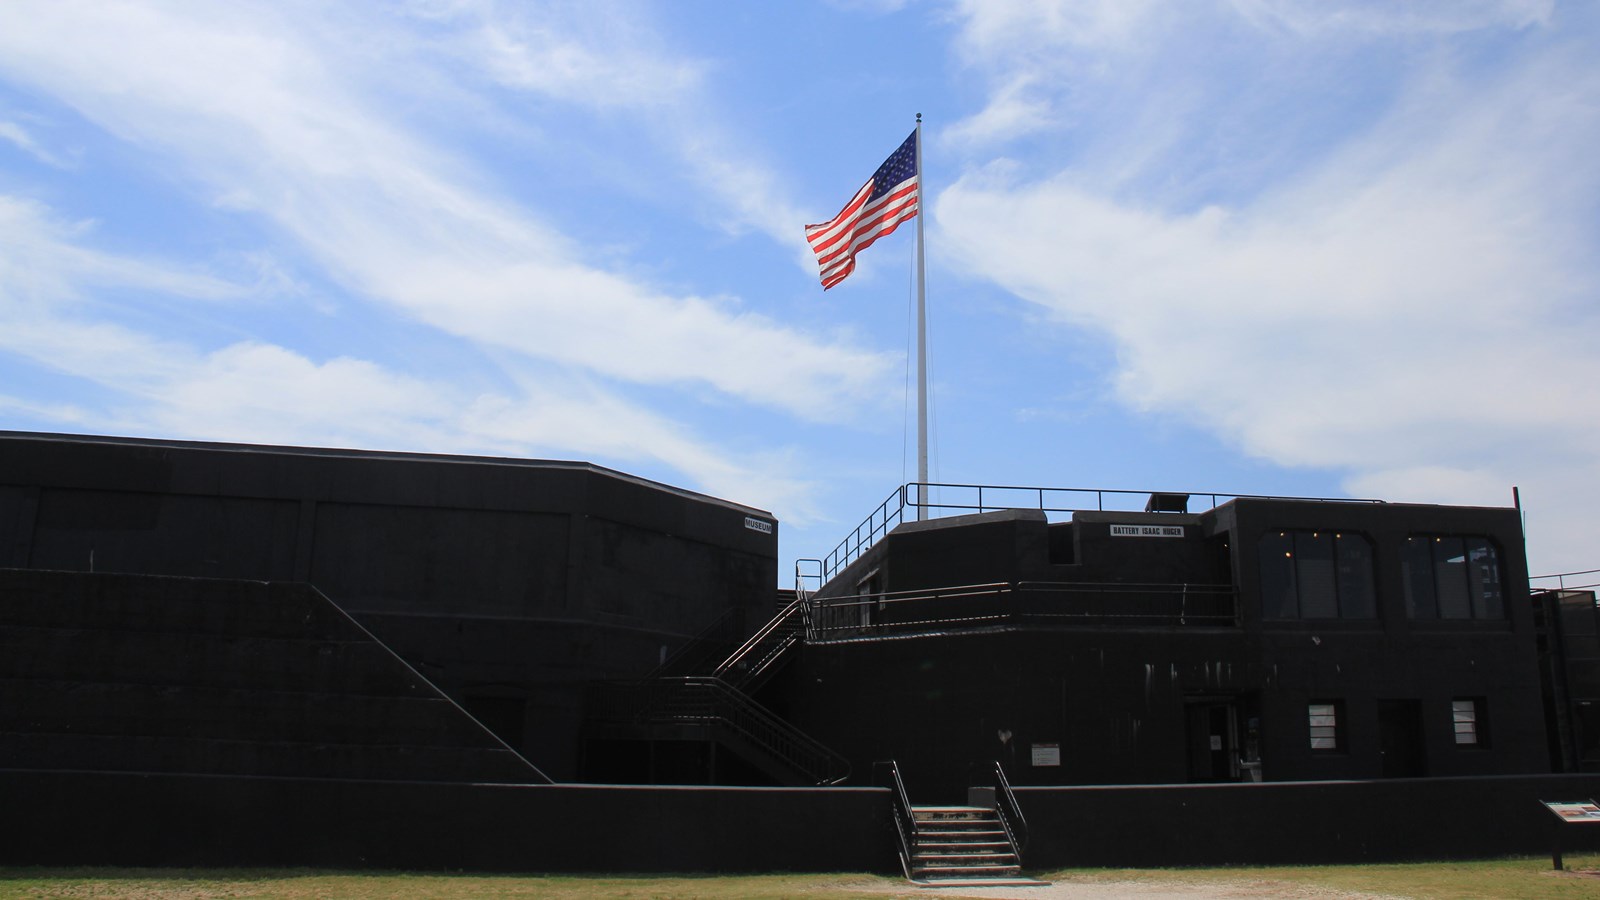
[914,852,1019,865]
[913,876,1051,888]
[908,832,1004,845]
[912,864,1023,879]
[917,827,1007,838]
[914,805,993,818]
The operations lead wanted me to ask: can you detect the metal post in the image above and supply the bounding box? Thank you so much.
[914,114,928,521]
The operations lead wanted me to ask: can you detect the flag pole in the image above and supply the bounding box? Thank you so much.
[914,113,928,522]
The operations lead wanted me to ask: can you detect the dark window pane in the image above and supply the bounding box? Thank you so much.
[1335,533,1377,618]
[1433,537,1471,619]
[1259,531,1298,618]
[1402,537,1437,619]
[1465,539,1503,619]
[1296,532,1338,618]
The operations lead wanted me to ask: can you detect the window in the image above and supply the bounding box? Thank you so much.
[1259,531,1377,619]
[1309,701,1343,751]
[1452,698,1488,747]
[1402,536,1504,619]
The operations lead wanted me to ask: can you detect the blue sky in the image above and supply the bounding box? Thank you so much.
[1,1,1596,584]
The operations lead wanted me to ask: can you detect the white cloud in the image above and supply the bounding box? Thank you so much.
[937,24,1600,572]
[1228,0,1555,36]
[0,119,73,168]
[0,2,889,422]
[0,192,815,514]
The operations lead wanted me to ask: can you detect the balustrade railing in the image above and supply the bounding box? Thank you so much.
[822,481,1382,584]
[808,580,1238,640]
[586,676,849,785]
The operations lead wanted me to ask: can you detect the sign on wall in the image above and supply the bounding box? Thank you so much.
[1110,524,1185,538]
[1031,743,1061,767]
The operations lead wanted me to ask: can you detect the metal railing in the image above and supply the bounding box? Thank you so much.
[794,558,823,600]
[986,760,1028,854]
[642,607,745,681]
[1532,568,1600,593]
[808,580,1239,640]
[587,676,850,785]
[874,759,916,881]
[822,481,1383,584]
[713,596,808,692]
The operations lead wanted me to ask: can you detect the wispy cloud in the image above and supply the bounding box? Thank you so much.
[0,192,813,514]
[936,2,1600,570]
[0,119,73,168]
[0,2,888,417]
[0,1,893,518]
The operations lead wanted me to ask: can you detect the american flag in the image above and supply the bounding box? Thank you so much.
[805,130,919,290]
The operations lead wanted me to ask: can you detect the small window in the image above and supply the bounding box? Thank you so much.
[1309,701,1343,751]
[1453,698,1487,747]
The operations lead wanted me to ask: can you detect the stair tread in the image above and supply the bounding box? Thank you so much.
[913,877,1048,888]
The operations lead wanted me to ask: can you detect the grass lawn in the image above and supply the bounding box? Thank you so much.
[3,856,1600,899]
[1043,854,1600,899]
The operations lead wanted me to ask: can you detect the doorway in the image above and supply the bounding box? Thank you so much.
[1378,699,1426,778]
[1185,697,1235,782]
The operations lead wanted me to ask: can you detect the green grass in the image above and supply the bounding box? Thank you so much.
[1040,855,1600,899]
[3,857,1599,899]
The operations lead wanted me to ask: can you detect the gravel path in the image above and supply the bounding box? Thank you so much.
[868,877,1406,899]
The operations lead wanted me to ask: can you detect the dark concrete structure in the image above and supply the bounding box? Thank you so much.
[778,495,1544,800]
[0,431,776,782]
[3,431,1596,872]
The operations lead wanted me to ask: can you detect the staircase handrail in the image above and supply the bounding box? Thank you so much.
[642,606,745,681]
[990,760,1029,854]
[873,759,916,881]
[689,676,850,785]
[713,596,807,689]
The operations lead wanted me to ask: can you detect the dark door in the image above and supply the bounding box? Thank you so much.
[1185,699,1238,782]
[1378,699,1426,778]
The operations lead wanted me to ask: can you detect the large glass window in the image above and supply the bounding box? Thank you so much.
[1258,530,1377,619]
[1403,536,1504,620]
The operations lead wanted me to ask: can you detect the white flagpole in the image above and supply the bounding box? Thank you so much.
[914,114,928,522]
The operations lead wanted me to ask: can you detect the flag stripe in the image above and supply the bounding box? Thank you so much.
[811,179,917,264]
[804,130,919,290]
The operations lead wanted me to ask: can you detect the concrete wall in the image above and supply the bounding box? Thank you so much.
[0,771,894,873]
[1018,774,1600,867]
[4,770,1597,871]
[0,432,779,780]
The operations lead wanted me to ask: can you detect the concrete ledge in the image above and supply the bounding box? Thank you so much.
[0,770,895,873]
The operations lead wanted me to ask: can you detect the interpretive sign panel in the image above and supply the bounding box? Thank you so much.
[1544,800,1600,823]
[1031,743,1061,767]
[1542,800,1600,870]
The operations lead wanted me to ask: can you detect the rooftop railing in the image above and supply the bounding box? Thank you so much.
[822,481,1382,584]
[1531,568,1600,594]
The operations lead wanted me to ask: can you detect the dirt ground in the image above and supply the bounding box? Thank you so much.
[879,877,1405,900]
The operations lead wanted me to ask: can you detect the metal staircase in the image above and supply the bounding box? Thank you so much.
[876,758,1043,887]
[583,597,847,785]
